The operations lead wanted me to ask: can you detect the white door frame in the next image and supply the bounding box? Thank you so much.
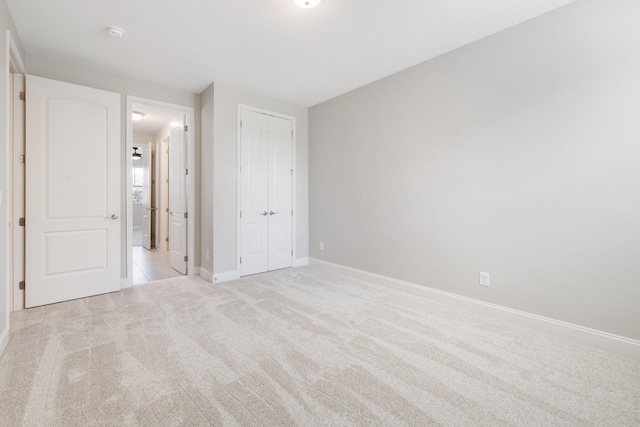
[5,30,26,312]
[236,104,296,276]
[125,97,196,286]
[2,31,25,355]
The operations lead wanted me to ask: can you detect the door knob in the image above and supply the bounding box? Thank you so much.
[269,211,277,215]
[110,214,119,220]
[261,211,269,216]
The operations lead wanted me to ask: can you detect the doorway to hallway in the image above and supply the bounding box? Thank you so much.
[128,99,194,285]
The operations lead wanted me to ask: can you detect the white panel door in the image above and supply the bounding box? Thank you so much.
[141,143,153,249]
[267,116,293,270]
[240,111,269,276]
[25,75,121,308]
[240,110,293,277]
[169,122,187,274]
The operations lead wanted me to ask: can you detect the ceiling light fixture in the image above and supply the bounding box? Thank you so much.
[132,147,142,160]
[132,111,145,121]
[293,0,322,8]
[106,26,125,37]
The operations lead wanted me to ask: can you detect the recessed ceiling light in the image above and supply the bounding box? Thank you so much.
[106,26,125,37]
[292,0,322,8]
[132,111,145,121]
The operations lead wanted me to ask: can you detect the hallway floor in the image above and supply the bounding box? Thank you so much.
[132,246,183,285]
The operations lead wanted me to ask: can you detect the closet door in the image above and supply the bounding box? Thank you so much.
[267,116,293,270]
[240,110,293,277]
[240,111,270,276]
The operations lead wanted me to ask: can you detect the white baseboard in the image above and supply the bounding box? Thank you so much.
[310,258,640,359]
[214,270,240,283]
[0,324,9,359]
[293,257,309,268]
[121,278,132,289]
[191,266,201,276]
[200,267,213,283]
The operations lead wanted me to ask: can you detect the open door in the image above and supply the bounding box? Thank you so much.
[169,121,187,274]
[141,142,153,249]
[25,75,121,307]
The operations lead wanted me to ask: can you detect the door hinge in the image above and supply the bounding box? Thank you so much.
[19,281,25,290]
[239,211,242,219]
[19,217,25,227]
[19,91,25,101]
[291,169,293,176]
[184,212,188,219]
[166,208,169,213]
[240,120,243,127]
[291,250,293,256]
[166,237,169,242]
[184,255,188,262]
[291,210,293,216]
[184,125,188,132]
[240,257,242,264]
[291,130,293,137]
[184,169,188,175]
[19,154,25,164]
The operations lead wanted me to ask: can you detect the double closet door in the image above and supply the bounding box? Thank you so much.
[240,109,293,276]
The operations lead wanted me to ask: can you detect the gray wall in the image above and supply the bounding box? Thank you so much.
[309,0,640,340]
[213,83,309,278]
[1,0,25,353]
[200,84,214,274]
[26,55,202,276]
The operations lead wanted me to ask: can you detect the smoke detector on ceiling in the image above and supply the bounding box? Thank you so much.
[106,26,125,37]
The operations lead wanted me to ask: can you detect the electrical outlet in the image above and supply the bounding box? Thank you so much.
[319,242,324,251]
[479,272,490,287]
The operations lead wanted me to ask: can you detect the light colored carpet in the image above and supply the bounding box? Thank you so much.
[1,265,638,426]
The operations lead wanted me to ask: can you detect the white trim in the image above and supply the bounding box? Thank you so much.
[3,31,25,359]
[8,35,25,74]
[0,324,8,357]
[200,267,213,283]
[121,278,132,289]
[214,270,240,283]
[310,258,640,359]
[293,257,309,268]
[125,97,196,287]
[236,104,297,278]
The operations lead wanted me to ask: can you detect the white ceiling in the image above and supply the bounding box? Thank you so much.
[7,0,576,107]
[132,103,182,136]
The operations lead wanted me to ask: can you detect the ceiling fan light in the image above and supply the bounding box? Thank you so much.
[132,147,142,159]
[292,0,322,9]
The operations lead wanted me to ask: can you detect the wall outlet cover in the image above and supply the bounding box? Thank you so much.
[479,271,490,287]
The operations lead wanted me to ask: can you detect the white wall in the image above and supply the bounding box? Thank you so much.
[212,83,309,279]
[1,0,25,355]
[26,55,202,276]
[309,0,640,340]
[200,84,214,275]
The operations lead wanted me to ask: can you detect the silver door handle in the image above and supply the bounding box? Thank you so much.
[261,211,269,216]
[269,211,277,215]
[110,214,119,220]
